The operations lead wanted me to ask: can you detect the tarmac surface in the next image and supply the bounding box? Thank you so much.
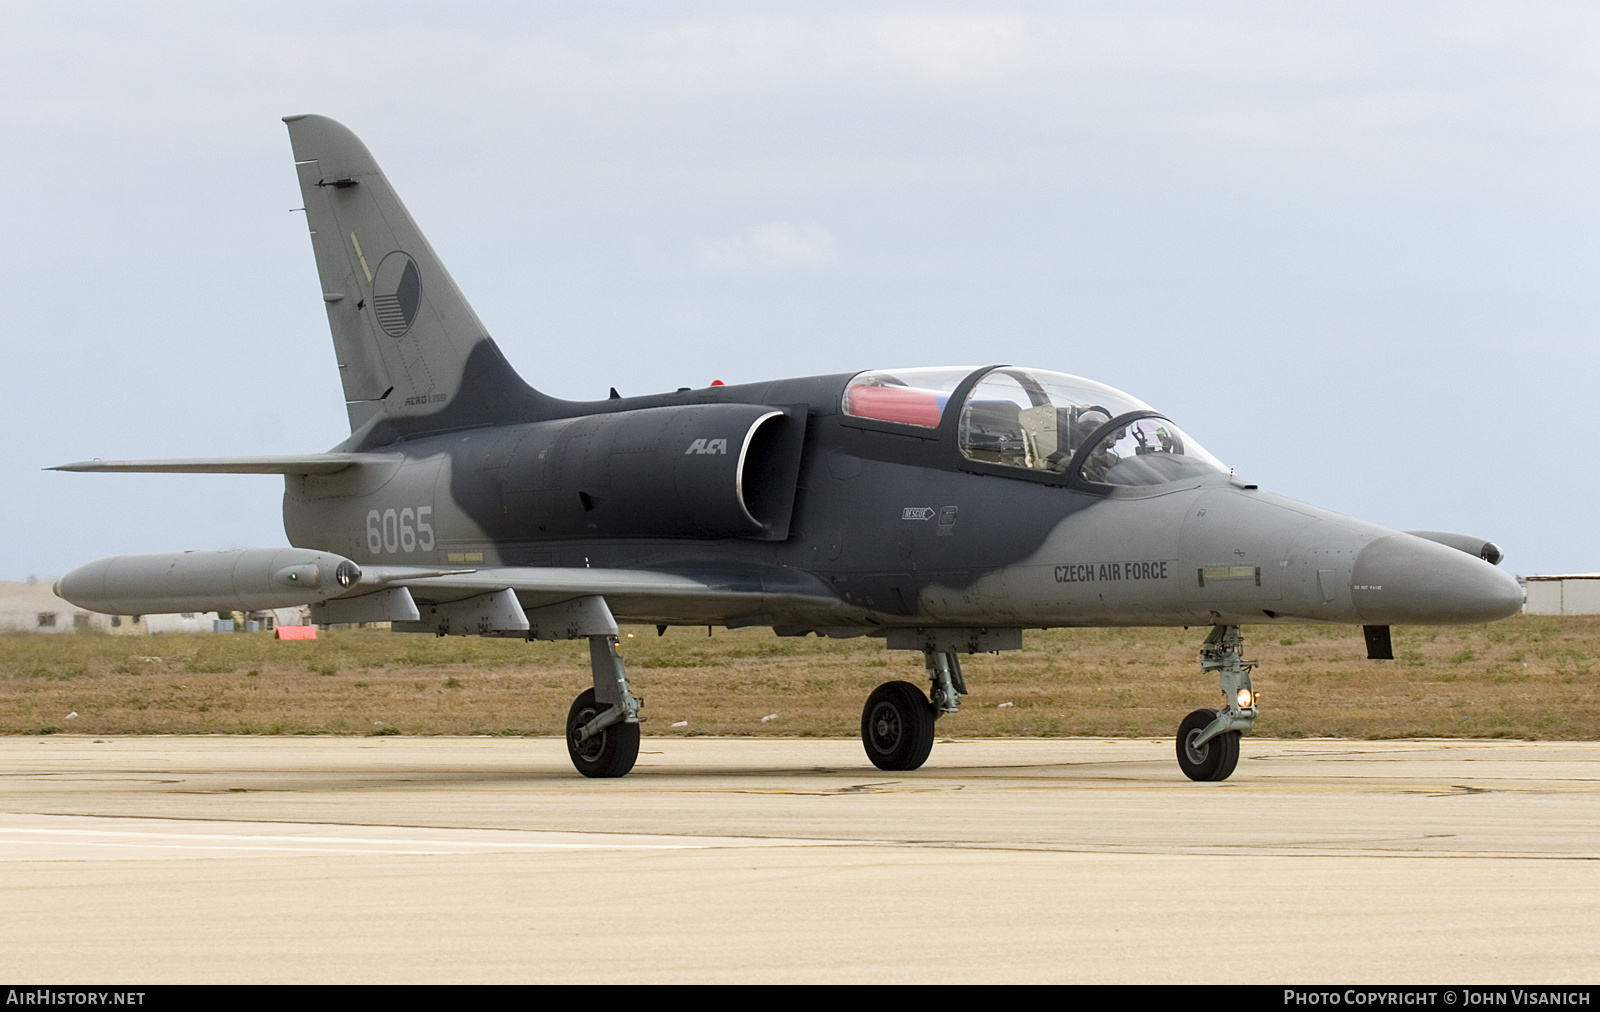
[0,735,1596,983]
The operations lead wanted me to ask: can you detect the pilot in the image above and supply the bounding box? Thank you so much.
[1072,410,1119,482]
[1069,409,1111,455]
[1154,423,1179,453]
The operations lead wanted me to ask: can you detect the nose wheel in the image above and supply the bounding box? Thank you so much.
[860,680,936,771]
[1177,708,1240,781]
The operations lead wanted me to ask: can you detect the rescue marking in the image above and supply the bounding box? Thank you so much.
[902,507,936,520]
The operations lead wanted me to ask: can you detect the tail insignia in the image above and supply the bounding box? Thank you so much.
[372,251,421,338]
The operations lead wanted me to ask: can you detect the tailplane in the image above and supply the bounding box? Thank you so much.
[284,114,555,440]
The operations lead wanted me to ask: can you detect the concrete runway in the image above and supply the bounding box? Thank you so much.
[1,735,1595,983]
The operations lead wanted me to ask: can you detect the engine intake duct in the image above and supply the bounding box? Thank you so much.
[501,403,807,541]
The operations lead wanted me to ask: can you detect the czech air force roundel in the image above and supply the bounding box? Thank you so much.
[372,251,421,337]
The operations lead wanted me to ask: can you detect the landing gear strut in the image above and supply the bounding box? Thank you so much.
[1176,625,1257,782]
[565,634,642,778]
[926,648,966,716]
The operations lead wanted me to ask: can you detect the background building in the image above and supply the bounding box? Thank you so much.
[1522,576,1600,616]
[0,581,304,634]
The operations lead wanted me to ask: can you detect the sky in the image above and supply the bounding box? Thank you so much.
[2,1,1597,580]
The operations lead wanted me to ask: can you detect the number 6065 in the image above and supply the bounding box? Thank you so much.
[366,506,434,554]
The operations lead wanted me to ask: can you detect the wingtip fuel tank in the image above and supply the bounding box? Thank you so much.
[56,548,361,616]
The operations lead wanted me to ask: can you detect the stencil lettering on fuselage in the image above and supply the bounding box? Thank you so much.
[1053,561,1171,583]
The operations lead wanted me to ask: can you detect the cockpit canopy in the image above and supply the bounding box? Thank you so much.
[842,365,1228,487]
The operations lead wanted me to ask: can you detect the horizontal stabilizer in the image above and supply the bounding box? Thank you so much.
[49,453,399,475]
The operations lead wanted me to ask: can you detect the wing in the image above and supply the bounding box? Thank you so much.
[54,550,851,631]
[352,564,850,629]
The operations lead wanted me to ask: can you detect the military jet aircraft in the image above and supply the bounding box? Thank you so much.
[52,115,1525,781]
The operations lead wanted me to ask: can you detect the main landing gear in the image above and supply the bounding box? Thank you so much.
[860,648,966,771]
[1176,624,1258,782]
[565,634,643,778]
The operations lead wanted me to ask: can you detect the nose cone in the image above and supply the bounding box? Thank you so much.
[1351,534,1524,624]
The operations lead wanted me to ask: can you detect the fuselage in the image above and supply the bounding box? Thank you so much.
[283,365,1524,632]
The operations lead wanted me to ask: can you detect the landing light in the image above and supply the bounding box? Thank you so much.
[1236,688,1254,709]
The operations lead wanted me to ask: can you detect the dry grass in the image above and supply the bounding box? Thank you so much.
[0,615,1595,739]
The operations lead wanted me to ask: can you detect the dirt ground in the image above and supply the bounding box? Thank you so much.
[1,615,1594,739]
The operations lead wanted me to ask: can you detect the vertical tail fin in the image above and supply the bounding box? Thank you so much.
[284,114,554,440]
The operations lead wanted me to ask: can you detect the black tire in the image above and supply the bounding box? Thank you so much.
[566,688,640,779]
[1176,708,1240,782]
[860,680,937,771]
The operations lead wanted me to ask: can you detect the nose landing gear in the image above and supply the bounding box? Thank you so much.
[1176,625,1257,782]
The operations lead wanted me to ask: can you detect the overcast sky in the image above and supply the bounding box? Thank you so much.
[3,1,1597,580]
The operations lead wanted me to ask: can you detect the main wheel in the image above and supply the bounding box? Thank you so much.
[1176,708,1240,782]
[860,681,937,771]
[566,688,640,779]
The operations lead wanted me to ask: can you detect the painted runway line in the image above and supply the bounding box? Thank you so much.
[0,812,851,861]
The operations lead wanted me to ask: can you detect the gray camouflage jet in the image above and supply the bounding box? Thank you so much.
[53,115,1525,781]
